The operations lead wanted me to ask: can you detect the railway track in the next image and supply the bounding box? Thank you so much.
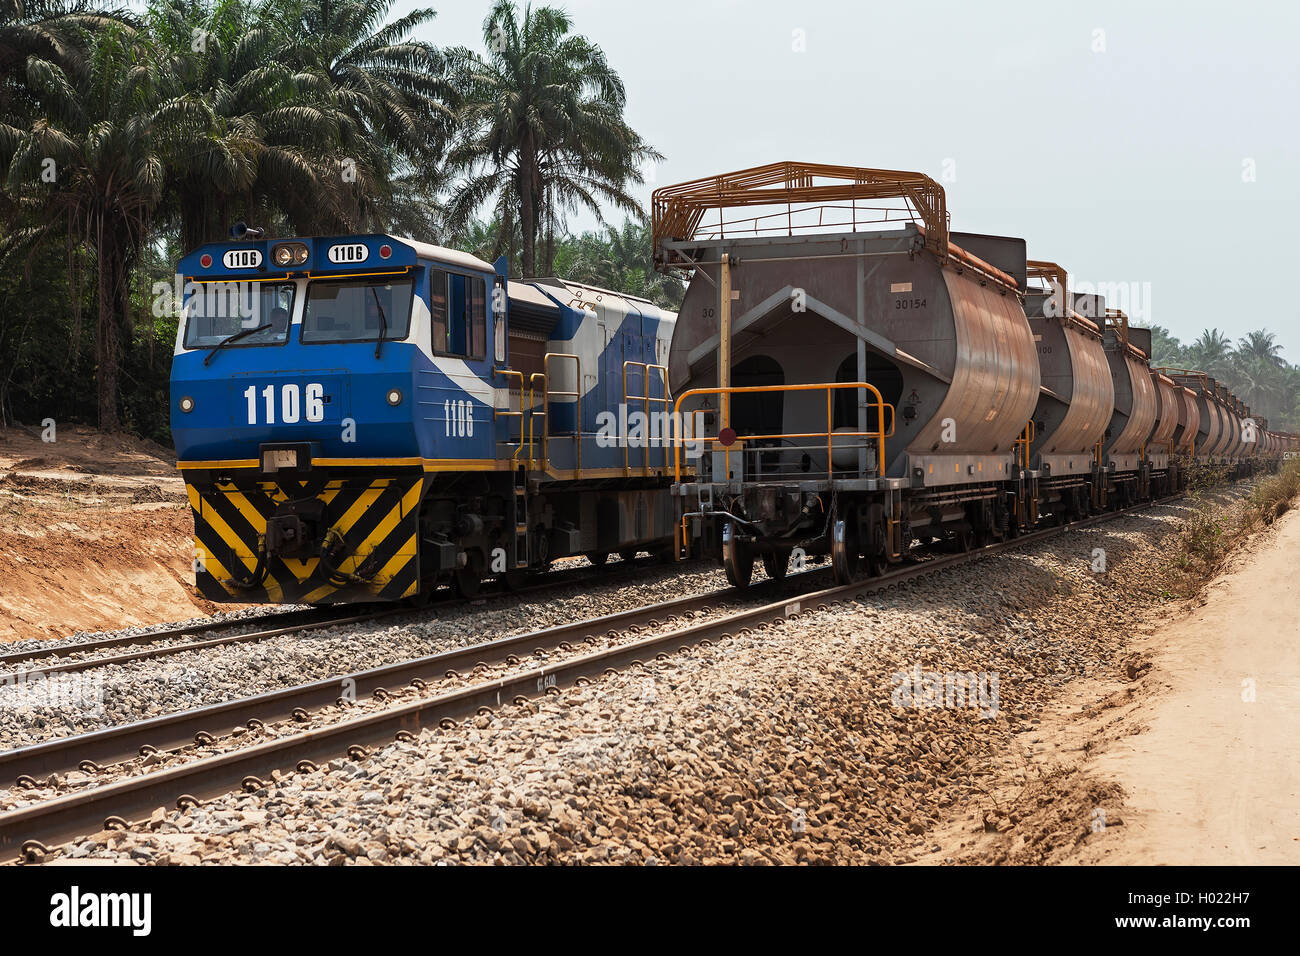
[0,555,677,684]
[0,495,1184,861]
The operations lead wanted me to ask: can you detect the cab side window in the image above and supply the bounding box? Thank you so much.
[430,269,487,359]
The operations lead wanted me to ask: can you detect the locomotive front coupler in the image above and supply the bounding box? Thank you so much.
[265,498,326,558]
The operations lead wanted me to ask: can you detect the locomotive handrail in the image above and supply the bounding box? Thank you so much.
[495,368,543,468]
[622,361,672,477]
[526,373,547,469]
[671,382,892,484]
[543,352,581,479]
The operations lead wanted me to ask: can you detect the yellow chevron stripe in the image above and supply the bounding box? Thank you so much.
[375,534,417,590]
[358,481,424,558]
[334,482,386,536]
[280,556,319,579]
[225,488,268,535]
[302,583,338,604]
[197,497,257,570]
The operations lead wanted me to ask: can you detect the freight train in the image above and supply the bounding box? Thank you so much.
[169,162,1295,603]
[657,162,1293,586]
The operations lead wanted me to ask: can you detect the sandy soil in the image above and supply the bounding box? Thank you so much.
[916,500,1300,865]
[0,425,229,643]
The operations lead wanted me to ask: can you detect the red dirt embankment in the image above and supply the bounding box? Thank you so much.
[0,425,233,643]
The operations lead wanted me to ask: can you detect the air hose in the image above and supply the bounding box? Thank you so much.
[228,535,270,590]
[318,526,377,587]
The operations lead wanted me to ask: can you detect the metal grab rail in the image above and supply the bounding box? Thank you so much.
[543,352,581,479]
[622,361,672,476]
[494,368,547,469]
[527,372,547,469]
[671,382,893,483]
[1014,419,1036,469]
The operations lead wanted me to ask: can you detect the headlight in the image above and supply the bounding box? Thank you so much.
[386,388,403,406]
[179,396,195,413]
[271,242,309,267]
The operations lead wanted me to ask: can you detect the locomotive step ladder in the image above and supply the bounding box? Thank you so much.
[512,467,529,569]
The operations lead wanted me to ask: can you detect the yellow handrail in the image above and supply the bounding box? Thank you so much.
[672,381,892,483]
[543,352,581,479]
[622,361,672,476]
[1014,419,1036,469]
[527,372,547,468]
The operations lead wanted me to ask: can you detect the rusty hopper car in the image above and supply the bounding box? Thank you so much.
[653,163,1042,586]
[1098,310,1159,508]
[1021,262,1113,522]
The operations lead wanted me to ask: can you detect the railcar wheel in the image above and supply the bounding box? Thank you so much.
[618,549,639,563]
[831,507,861,585]
[952,528,973,553]
[722,523,755,589]
[501,569,528,591]
[865,504,889,576]
[586,552,609,569]
[762,549,790,581]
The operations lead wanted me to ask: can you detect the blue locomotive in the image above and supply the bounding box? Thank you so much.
[171,230,679,604]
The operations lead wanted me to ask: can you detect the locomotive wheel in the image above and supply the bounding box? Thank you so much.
[501,568,528,591]
[865,504,889,577]
[586,551,609,569]
[451,567,482,599]
[830,507,861,585]
[618,549,639,563]
[762,549,790,581]
[722,523,755,589]
[952,528,973,553]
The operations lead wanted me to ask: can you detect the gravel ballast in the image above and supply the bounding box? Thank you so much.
[31,496,1223,865]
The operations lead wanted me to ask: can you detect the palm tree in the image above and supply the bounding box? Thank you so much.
[1187,328,1234,380]
[1238,330,1284,368]
[442,0,661,277]
[269,0,454,234]
[152,0,338,248]
[1,22,179,429]
[555,219,683,308]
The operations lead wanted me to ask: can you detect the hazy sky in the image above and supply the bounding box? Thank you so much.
[145,0,1300,356]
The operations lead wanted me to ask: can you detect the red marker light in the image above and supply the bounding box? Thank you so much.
[379,244,392,259]
[200,254,212,268]
[718,427,737,447]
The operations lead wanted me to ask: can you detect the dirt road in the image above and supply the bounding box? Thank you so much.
[1077,506,1300,864]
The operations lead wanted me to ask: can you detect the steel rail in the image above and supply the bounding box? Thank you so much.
[0,572,811,784]
[1,494,1185,860]
[0,556,683,683]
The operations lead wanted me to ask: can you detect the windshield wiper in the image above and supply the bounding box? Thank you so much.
[204,323,272,366]
[370,287,388,359]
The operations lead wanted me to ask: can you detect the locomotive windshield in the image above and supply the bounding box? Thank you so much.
[300,277,414,344]
[183,281,295,348]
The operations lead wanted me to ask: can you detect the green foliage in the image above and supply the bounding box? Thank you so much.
[1,0,659,439]
[1145,324,1300,431]
[1173,457,1300,582]
[440,0,661,277]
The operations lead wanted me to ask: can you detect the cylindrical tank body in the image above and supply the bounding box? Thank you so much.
[1204,395,1230,458]
[1025,297,1113,477]
[1102,333,1158,471]
[1171,386,1200,453]
[667,225,1040,485]
[1147,373,1180,449]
